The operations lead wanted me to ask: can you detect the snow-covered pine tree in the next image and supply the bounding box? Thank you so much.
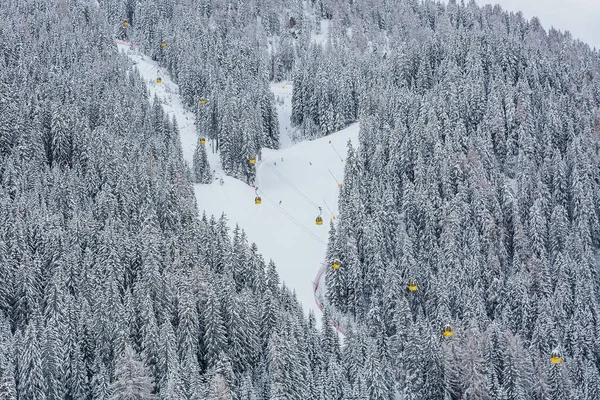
[108,344,154,400]
[193,141,213,184]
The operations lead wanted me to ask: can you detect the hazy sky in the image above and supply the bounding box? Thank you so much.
[463,0,600,50]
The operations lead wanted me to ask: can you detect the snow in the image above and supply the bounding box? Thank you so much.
[194,125,359,320]
[116,41,225,181]
[269,81,295,149]
[312,19,330,45]
[117,41,359,324]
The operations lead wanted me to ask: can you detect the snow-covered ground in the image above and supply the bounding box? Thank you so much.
[312,19,331,45]
[117,41,359,322]
[269,81,295,149]
[116,41,226,180]
[195,124,358,319]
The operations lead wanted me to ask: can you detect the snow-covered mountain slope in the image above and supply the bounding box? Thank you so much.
[270,82,295,149]
[116,41,225,179]
[195,124,359,318]
[117,41,359,320]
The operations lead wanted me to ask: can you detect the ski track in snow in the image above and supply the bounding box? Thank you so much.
[269,82,295,149]
[117,41,359,325]
[116,42,225,180]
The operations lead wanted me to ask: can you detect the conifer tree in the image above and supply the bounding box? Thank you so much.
[109,345,154,400]
[18,318,47,400]
[0,337,17,400]
[203,284,227,369]
[193,141,212,184]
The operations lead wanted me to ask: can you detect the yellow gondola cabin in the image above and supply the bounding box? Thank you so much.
[316,207,323,225]
[443,324,453,337]
[408,279,418,291]
[551,350,563,364]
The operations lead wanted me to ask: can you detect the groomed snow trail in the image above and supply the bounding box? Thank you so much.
[194,123,359,321]
[116,41,225,181]
[269,82,295,149]
[118,41,359,322]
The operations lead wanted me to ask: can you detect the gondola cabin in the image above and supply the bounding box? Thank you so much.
[551,350,563,364]
[408,279,418,291]
[255,196,262,205]
[315,216,323,225]
[332,259,341,269]
[443,324,453,337]
[199,138,206,145]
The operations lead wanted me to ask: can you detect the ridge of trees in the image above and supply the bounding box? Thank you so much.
[0,0,346,398]
[321,1,600,398]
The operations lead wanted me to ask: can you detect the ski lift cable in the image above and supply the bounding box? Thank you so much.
[322,198,336,218]
[147,64,167,82]
[257,188,326,246]
[264,163,320,210]
[246,201,261,224]
[131,62,157,81]
[260,191,325,246]
[328,168,341,186]
[179,121,197,132]
[264,163,333,217]
[140,64,158,76]
[329,142,344,162]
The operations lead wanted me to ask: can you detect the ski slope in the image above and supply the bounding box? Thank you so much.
[116,40,226,180]
[195,125,358,320]
[117,41,359,322]
[270,82,295,149]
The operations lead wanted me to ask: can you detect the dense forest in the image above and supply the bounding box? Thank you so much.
[1,0,600,398]
[319,1,600,399]
[0,0,346,399]
[110,0,283,184]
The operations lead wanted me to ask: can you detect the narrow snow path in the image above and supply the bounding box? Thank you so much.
[118,41,359,321]
[269,82,295,149]
[117,42,225,181]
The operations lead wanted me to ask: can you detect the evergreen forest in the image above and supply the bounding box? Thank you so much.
[0,0,599,398]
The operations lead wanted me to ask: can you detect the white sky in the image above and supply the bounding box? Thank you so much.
[467,0,600,50]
